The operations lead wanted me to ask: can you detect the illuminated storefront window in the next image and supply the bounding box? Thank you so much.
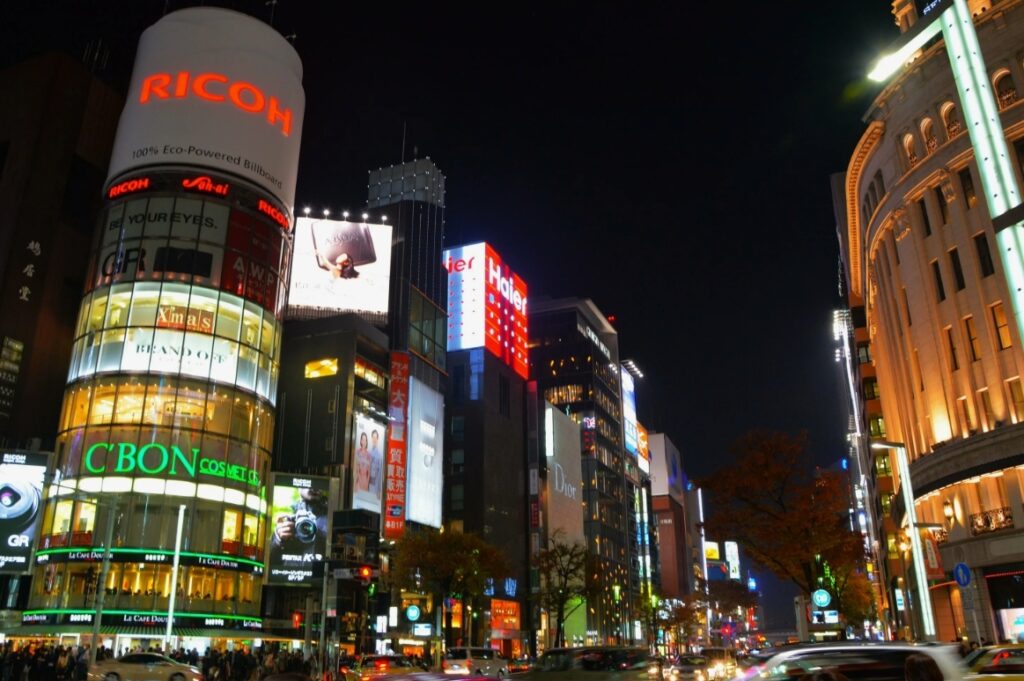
[68,283,282,403]
[305,358,338,378]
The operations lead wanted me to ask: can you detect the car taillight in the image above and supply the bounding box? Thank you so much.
[375,661,389,671]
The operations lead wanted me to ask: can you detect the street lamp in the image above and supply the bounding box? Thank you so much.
[872,442,936,640]
[50,477,119,666]
[943,499,955,527]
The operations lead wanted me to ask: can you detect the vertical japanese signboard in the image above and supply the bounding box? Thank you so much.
[383,351,410,538]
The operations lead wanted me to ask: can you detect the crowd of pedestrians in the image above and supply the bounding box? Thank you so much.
[0,642,316,681]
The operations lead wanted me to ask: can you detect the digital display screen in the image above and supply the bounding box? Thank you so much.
[405,377,443,528]
[0,451,48,573]
[444,243,528,379]
[289,218,393,319]
[267,474,330,585]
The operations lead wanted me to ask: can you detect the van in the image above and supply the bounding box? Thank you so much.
[444,647,509,678]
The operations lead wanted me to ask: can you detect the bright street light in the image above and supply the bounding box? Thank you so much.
[871,441,936,640]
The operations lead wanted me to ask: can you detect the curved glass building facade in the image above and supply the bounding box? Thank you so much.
[24,168,291,641]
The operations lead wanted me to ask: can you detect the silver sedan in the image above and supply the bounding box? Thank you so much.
[89,653,204,681]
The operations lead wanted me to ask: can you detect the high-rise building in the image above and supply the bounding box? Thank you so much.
[648,432,689,600]
[0,53,122,449]
[20,8,305,647]
[368,158,448,381]
[441,242,529,655]
[0,52,122,618]
[836,0,1024,643]
[530,298,649,643]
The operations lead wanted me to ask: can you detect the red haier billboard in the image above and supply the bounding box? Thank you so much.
[443,242,528,379]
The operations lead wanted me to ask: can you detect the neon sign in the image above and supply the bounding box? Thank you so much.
[84,442,261,488]
[443,242,529,379]
[182,175,229,196]
[257,199,289,230]
[140,72,293,136]
[108,177,151,199]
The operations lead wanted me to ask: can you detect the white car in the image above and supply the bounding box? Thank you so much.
[757,642,965,681]
[89,653,204,681]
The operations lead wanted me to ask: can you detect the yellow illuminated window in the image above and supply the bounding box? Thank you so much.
[992,303,1012,350]
[305,358,338,378]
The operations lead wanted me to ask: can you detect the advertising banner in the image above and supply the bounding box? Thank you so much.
[636,423,650,474]
[267,473,330,585]
[444,243,529,379]
[921,530,944,580]
[725,541,741,580]
[383,352,410,539]
[351,412,387,514]
[106,7,306,212]
[288,218,394,319]
[0,451,48,573]
[545,404,584,545]
[406,377,444,528]
[621,368,638,455]
[706,560,730,581]
[704,541,720,561]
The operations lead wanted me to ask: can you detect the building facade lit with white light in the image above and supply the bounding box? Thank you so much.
[836,0,1024,644]
[19,7,305,647]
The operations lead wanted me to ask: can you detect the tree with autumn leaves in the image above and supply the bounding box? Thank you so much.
[388,527,509,646]
[699,431,875,627]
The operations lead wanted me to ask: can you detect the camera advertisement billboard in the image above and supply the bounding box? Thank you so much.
[0,451,48,573]
[351,412,387,515]
[405,377,444,528]
[268,473,332,585]
[106,7,306,211]
[288,218,393,320]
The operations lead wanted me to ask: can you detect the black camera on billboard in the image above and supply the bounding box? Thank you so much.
[0,481,40,536]
[154,246,213,277]
[292,509,318,544]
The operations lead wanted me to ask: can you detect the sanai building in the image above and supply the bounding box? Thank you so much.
[20,7,305,649]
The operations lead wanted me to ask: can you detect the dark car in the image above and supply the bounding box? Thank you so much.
[757,642,965,681]
[526,647,651,681]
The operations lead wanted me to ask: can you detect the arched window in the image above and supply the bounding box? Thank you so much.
[942,102,963,138]
[994,70,1017,109]
[874,170,886,197]
[869,183,878,208]
[903,133,919,167]
[921,118,938,153]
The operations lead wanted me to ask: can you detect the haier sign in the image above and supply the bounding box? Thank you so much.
[444,243,528,379]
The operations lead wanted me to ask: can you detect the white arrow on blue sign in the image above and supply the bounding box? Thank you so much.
[954,562,971,588]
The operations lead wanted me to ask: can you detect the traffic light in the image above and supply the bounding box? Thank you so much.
[292,611,302,628]
[357,565,372,585]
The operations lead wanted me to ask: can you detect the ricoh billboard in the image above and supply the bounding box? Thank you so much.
[106,7,306,212]
[288,218,394,319]
[444,243,529,379]
[0,451,48,573]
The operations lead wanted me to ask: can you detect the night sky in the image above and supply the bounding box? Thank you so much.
[3,1,900,631]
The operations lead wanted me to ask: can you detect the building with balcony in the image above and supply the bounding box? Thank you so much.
[835,0,1024,643]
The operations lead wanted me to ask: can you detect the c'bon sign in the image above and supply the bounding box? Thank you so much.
[106,7,305,213]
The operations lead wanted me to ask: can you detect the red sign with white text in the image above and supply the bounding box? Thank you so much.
[383,351,410,539]
[444,243,528,379]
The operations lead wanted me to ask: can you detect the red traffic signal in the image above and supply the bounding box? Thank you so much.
[357,566,372,583]
[292,611,302,628]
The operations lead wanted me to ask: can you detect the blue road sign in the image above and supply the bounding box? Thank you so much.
[812,589,832,608]
[954,562,971,587]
